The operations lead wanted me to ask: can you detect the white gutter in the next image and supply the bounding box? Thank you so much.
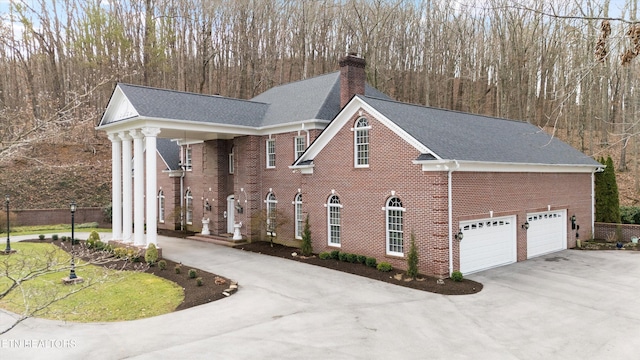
[446,160,460,276]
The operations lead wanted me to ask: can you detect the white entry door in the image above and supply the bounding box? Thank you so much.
[459,216,517,274]
[227,195,235,233]
[526,210,567,258]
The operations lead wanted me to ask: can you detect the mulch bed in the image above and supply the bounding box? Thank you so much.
[24,238,234,311]
[233,241,482,295]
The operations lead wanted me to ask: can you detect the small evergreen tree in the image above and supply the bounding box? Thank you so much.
[145,243,159,265]
[595,156,621,223]
[300,214,313,256]
[406,232,419,279]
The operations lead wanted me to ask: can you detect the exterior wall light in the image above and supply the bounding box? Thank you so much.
[522,221,530,230]
[571,214,577,230]
[455,230,464,241]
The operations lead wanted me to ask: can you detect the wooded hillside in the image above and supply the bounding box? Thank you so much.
[0,0,638,209]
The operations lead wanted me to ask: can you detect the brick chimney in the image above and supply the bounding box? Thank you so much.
[339,53,366,108]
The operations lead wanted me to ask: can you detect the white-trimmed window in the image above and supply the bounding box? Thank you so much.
[354,117,370,167]
[327,195,342,246]
[294,193,303,239]
[385,196,405,256]
[158,190,165,223]
[183,146,192,171]
[265,192,277,234]
[294,136,306,160]
[185,189,193,224]
[266,138,276,168]
[229,147,234,174]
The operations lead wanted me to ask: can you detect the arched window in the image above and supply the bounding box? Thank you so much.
[158,190,165,223]
[185,189,193,225]
[386,196,405,256]
[294,193,303,239]
[327,195,342,246]
[354,117,370,167]
[265,192,277,234]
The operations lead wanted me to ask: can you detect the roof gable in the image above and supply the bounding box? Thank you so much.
[294,96,600,171]
[99,83,269,128]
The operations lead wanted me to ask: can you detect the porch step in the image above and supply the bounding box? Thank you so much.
[187,234,248,247]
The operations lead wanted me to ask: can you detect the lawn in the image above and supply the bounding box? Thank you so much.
[0,223,111,237]
[0,242,183,322]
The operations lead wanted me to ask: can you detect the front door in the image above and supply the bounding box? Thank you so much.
[226,195,235,233]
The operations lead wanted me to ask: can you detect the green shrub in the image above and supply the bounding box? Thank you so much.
[175,264,181,274]
[61,236,67,242]
[451,271,464,282]
[406,232,419,279]
[330,250,340,260]
[196,277,203,286]
[145,243,159,265]
[158,260,167,270]
[86,230,101,248]
[38,234,45,240]
[188,269,197,279]
[113,247,128,259]
[300,214,313,256]
[346,253,358,263]
[356,255,367,264]
[52,234,59,241]
[377,262,393,272]
[620,206,640,224]
[319,252,331,260]
[365,257,377,268]
[338,252,349,261]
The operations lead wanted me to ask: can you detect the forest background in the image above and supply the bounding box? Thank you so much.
[0,0,638,210]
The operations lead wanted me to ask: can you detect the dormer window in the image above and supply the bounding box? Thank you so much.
[354,117,370,167]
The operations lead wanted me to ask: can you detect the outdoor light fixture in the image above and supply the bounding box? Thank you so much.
[522,221,530,230]
[205,200,211,212]
[69,201,77,280]
[5,194,10,253]
[455,230,464,241]
[571,214,577,230]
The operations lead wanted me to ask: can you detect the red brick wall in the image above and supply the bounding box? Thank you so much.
[451,172,593,270]
[594,222,640,242]
[13,207,107,227]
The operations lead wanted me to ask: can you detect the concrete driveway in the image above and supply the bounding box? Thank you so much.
[1,235,639,359]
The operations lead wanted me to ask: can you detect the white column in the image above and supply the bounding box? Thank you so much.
[143,127,161,247]
[119,132,133,243]
[108,133,122,240]
[131,129,145,246]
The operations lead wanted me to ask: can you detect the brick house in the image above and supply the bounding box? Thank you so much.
[98,54,601,277]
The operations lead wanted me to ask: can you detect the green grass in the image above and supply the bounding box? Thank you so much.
[0,242,183,322]
[0,224,111,237]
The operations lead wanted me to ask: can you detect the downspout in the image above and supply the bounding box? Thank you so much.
[179,161,185,231]
[447,160,460,277]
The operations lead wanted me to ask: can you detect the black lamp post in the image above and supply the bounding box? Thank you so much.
[5,194,10,253]
[69,201,77,280]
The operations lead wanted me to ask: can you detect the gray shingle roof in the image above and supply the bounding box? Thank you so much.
[251,71,389,126]
[117,84,268,127]
[157,138,180,170]
[361,96,600,166]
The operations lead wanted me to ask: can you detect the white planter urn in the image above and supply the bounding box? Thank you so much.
[233,221,243,240]
[201,218,211,235]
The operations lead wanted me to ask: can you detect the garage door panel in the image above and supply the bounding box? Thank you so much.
[527,210,566,259]
[460,216,516,274]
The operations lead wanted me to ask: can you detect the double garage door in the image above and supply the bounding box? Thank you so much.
[459,210,567,274]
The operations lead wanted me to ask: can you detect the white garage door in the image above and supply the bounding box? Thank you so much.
[459,216,517,274]
[526,210,567,259]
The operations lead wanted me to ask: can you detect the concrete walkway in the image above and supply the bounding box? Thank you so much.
[1,234,640,359]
